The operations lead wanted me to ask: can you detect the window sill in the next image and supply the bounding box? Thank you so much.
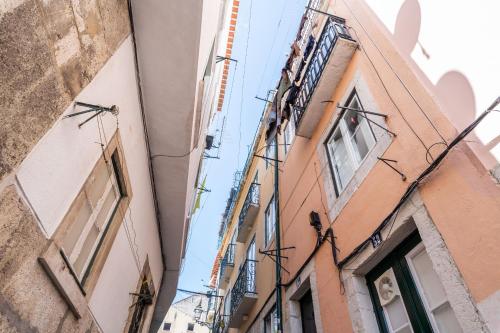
[38,241,87,318]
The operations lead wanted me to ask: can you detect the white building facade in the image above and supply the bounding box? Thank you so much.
[0,0,235,332]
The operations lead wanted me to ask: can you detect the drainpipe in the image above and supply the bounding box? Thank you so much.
[273,131,284,333]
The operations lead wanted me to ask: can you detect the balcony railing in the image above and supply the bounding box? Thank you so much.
[292,16,356,137]
[229,259,257,327]
[219,244,236,288]
[236,183,260,242]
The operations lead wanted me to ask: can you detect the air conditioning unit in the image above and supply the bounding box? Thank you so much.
[374,267,401,306]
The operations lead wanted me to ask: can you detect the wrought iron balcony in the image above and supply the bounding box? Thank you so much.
[293,16,357,138]
[228,259,257,328]
[219,243,236,288]
[236,183,260,243]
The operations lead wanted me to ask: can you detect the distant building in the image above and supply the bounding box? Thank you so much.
[211,0,500,332]
[159,295,212,333]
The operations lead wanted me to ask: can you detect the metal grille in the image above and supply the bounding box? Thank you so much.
[230,259,257,315]
[293,17,353,128]
[220,243,236,279]
[238,182,260,228]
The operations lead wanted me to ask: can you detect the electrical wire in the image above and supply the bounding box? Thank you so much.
[255,0,288,97]
[237,0,254,169]
[151,147,196,159]
[347,26,429,152]
[341,0,447,146]
[337,101,499,269]
[96,113,141,274]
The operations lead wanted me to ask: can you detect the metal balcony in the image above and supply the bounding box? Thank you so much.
[293,16,357,138]
[236,183,260,243]
[228,259,257,328]
[219,244,236,288]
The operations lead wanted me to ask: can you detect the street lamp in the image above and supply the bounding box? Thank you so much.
[194,301,203,322]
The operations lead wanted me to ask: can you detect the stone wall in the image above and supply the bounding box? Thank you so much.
[0,185,101,332]
[0,0,130,181]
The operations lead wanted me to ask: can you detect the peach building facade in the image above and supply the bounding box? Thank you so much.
[212,0,500,332]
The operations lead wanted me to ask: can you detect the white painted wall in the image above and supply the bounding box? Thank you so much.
[16,36,163,332]
[159,306,210,333]
[363,0,500,169]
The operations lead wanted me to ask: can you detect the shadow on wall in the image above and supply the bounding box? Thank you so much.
[392,0,498,168]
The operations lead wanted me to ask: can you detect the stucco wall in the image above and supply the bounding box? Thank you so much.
[1,35,163,332]
[275,0,500,332]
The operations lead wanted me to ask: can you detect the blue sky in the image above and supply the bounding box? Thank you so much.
[176,0,307,301]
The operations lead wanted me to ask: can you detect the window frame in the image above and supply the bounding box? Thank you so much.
[264,195,276,247]
[264,305,278,333]
[283,113,296,155]
[366,232,435,333]
[52,131,132,297]
[265,138,275,169]
[405,243,462,333]
[325,90,376,196]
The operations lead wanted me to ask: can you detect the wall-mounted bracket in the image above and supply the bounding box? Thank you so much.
[337,104,396,137]
[259,247,296,274]
[377,157,407,181]
[255,96,273,103]
[216,56,238,64]
[253,154,283,163]
[64,101,119,128]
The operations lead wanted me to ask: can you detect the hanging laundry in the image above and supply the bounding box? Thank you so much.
[266,69,291,143]
[303,35,316,60]
[295,14,308,41]
[285,41,301,71]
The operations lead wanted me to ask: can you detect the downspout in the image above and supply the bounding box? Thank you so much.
[273,132,284,333]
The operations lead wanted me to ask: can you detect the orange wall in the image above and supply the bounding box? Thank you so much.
[277,0,500,331]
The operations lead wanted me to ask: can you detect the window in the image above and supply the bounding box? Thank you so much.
[367,232,462,333]
[264,306,279,333]
[265,138,275,169]
[264,196,276,247]
[284,113,296,155]
[163,323,171,331]
[326,92,376,195]
[187,323,195,331]
[61,149,126,281]
[406,244,462,333]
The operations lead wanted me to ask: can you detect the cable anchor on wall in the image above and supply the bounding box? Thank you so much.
[377,157,406,181]
[64,101,119,128]
[259,247,295,274]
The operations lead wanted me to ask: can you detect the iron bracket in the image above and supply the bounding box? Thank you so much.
[253,154,283,163]
[64,101,119,128]
[216,56,238,64]
[337,104,396,137]
[377,157,407,181]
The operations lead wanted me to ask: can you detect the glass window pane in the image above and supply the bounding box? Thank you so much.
[385,296,412,331]
[343,96,375,162]
[328,128,354,190]
[410,249,447,310]
[62,193,92,256]
[73,224,99,276]
[94,184,118,230]
[433,302,462,333]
